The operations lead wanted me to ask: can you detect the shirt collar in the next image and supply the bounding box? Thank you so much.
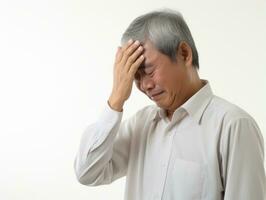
[182,80,213,124]
[153,80,214,124]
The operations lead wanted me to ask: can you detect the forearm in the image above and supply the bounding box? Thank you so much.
[74,105,123,185]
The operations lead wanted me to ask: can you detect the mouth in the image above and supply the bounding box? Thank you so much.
[150,91,164,100]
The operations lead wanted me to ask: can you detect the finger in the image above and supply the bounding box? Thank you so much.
[115,46,122,63]
[121,39,134,53]
[125,45,144,72]
[120,40,141,65]
[128,54,145,77]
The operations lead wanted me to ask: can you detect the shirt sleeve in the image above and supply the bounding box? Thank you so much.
[221,117,266,200]
[74,104,133,186]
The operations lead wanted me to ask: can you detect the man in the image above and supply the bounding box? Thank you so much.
[74,9,265,200]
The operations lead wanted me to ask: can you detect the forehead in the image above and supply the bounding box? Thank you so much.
[141,41,161,66]
[141,40,172,68]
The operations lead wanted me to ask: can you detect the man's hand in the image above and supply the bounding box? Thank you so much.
[108,39,144,111]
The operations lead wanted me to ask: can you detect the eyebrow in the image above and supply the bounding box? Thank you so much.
[139,62,152,69]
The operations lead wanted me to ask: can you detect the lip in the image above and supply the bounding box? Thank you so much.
[150,91,164,100]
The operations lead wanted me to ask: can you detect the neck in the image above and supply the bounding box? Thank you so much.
[166,76,203,120]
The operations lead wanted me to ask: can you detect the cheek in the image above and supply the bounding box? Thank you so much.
[153,67,174,89]
[154,74,171,91]
[153,71,165,86]
[164,70,182,89]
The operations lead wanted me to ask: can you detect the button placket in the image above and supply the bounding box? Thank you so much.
[156,129,176,200]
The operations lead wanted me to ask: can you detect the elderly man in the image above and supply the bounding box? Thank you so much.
[74,9,265,200]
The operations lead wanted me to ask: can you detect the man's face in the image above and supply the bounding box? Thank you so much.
[134,41,190,111]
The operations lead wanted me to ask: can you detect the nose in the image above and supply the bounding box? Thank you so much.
[140,75,155,92]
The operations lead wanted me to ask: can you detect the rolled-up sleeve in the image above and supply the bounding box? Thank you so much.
[74,105,133,186]
[221,117,266,200]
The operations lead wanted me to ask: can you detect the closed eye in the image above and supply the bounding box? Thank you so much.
[134,65,154,81]
[144,66,155,76]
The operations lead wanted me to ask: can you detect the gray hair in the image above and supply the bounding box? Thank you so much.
[121,9,199,69]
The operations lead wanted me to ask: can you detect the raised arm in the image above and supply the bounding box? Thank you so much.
[74,39,144,186]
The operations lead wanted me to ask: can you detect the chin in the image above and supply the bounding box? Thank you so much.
[155,101,167,109]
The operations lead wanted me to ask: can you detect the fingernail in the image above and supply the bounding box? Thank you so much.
[128,39,133,44]
[134,40,140,45]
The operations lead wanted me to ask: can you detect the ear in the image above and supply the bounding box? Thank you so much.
[176,41,193,67]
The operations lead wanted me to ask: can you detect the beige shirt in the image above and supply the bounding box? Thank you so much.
[74,82,266,200]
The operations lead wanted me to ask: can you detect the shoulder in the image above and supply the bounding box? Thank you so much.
[208,96,263,144]
[207,95,255,124]
[203,95,261,138]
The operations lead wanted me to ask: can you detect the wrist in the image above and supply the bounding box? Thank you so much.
[108,95,124,112]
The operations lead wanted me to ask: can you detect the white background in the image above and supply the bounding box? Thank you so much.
[0,0,265,199]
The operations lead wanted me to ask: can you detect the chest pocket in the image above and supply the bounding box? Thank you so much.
[168,158,205,200]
